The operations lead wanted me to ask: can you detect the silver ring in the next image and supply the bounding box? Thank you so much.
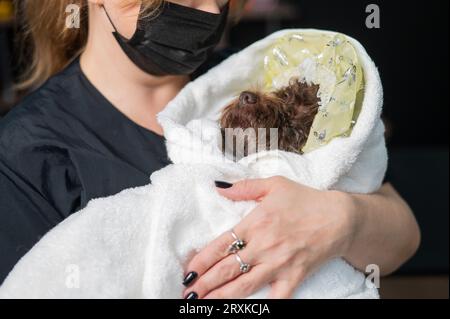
[235,253,251,274]
[228,230,246,254]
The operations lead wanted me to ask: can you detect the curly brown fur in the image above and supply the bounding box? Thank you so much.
[220,79,320,158]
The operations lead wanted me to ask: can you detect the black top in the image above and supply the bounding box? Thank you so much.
[0,60,171,283]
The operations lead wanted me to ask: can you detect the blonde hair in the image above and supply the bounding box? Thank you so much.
[16,0,247,90]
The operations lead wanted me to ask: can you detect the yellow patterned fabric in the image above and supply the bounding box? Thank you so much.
[263,32,365,153]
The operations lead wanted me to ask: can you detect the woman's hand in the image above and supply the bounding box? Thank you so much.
[182,176,358,299]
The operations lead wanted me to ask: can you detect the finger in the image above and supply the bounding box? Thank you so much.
[268,280,297,299]
[184,250,257,299]
[203,265,272,299]
[184,231,239,284]
[217,178,276,202]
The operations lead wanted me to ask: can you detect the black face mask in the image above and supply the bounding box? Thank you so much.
[103,1,229,76]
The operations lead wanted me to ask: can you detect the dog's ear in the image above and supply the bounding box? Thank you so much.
[274,79,321,152]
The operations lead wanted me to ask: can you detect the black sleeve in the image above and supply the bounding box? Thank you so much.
[382,157,392,184]
[0,146,83,284]
[382,171,389,184]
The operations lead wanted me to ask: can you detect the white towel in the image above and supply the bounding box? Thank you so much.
[0,29,386,299]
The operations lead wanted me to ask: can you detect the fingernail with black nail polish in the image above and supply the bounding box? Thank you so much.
[215,181,233,189]
[183,272,198,287]
[185,292,198,300]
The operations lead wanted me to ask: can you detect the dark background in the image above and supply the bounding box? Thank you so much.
[0,0,448,296]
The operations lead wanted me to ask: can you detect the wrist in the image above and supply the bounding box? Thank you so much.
[329,190,361,258]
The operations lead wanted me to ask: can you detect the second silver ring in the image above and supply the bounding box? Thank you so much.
[235,253,251,274]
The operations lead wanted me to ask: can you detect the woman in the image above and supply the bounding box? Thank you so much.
[0,0,420,298]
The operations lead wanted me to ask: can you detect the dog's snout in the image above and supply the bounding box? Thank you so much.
[239,91,258,106]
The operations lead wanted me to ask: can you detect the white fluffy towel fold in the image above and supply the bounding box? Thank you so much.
[0,29,387,299]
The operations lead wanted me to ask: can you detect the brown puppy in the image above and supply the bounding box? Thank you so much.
[220,79,320,158]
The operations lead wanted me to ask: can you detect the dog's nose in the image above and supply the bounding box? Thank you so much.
[239,91,258,106]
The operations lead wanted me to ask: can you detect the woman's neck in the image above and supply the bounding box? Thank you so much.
[80,10,190,136]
